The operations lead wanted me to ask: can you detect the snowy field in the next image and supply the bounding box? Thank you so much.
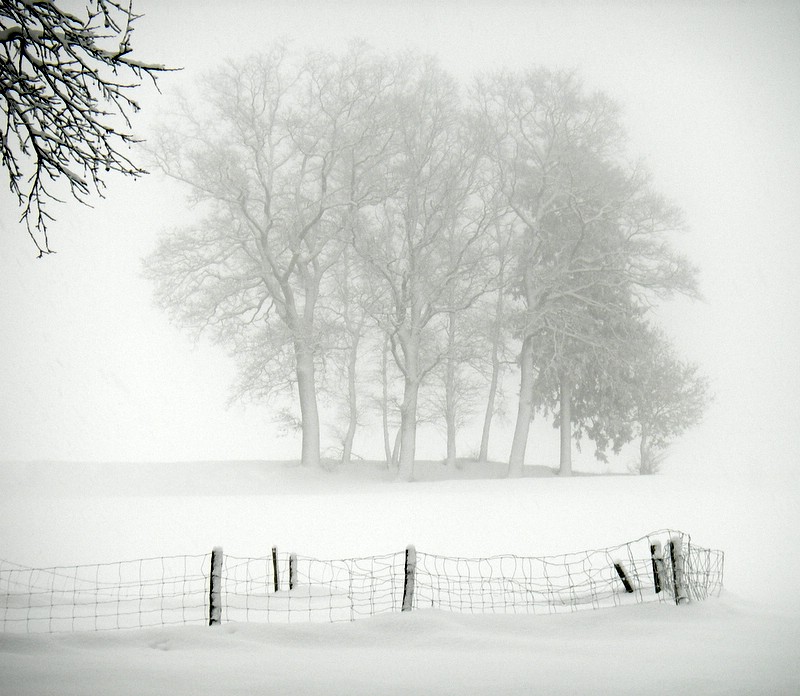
[1,460,799,695]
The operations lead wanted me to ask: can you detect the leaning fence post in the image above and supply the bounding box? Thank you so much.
[613,561,634,593]
[209,546,223,626]
[272,546,280,593]
[650,541,664,594]
[402,545,416,612]
[668,536,689,605]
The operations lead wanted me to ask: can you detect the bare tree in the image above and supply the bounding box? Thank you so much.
[145,44,393,468]
[1,0,169,255]
[353,57,494,480]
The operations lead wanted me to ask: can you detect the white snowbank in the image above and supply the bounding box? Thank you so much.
[1,461,798,694]
[1,599,797,695]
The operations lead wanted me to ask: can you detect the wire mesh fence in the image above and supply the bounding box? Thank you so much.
[413,530,723,614]
[0,555,209,633]
[222,552,406,624]
[0,530,723,633]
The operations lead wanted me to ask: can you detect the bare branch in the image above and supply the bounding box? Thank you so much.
[1,0,176,255]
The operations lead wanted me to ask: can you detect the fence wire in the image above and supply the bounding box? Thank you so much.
[0,530,723,633]
[413,530,723,614]
[222,552,405,624]
[0,555,209,633]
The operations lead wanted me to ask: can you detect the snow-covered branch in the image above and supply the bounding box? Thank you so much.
[0,0,174,255]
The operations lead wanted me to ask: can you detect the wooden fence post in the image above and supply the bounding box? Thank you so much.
[668,536,689,605]
[289,553,297,591]
[272,546,279,593]
[650,542,664,594]
[209,546,223,626]
[402,545,416,612]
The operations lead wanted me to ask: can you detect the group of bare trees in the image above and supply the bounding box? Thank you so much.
[144,43,708,479]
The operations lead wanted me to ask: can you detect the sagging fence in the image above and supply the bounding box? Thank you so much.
[0,530,723,633]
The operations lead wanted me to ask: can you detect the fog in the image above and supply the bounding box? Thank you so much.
[1,0,799,479]
[2,5,800,692]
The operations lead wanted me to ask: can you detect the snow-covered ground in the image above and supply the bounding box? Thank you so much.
[1,461,799,694]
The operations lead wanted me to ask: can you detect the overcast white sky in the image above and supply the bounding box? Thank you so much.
[1,1,798,474]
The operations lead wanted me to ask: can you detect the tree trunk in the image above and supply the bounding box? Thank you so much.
[478,365,498,464]
[339,246,361,468]
[444,310,457,467]
[559,376,572,476]
[391,426,402,470]
[295,340,321,468]
[639,427,651,475]
[508,336,535,477]
[445,404,457,467]
[381,335,393,468]
[394,326,422,481]
[398,375,420,481]
[479,287,504,463]
[340,333,360,466]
